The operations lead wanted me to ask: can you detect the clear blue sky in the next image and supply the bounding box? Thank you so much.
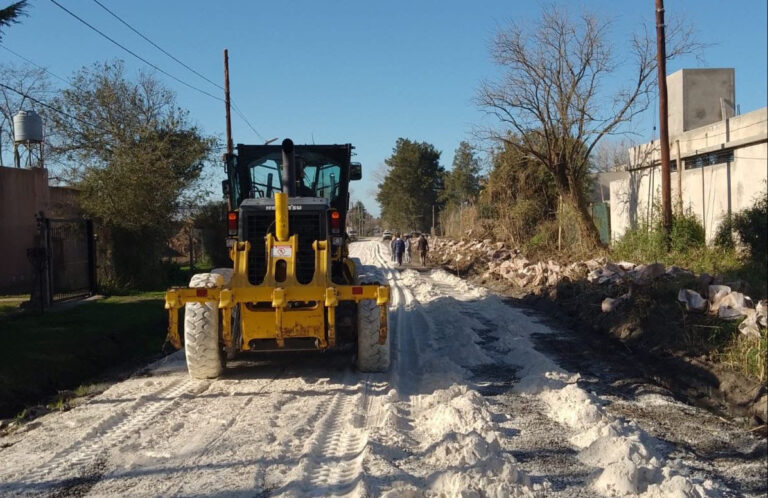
[2,0,766,216]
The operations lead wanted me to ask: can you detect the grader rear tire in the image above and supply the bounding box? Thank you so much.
[356,299,390,372]
[184,273,224,379]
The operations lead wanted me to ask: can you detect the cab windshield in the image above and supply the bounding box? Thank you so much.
[245,152,341,202]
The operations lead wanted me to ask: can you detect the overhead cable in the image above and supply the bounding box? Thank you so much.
[90,0,223,91]
[50,0,264,141]
[53,0,264,140]
[49,0,222,102]
[0,82,97,129]
[0,44,71,85]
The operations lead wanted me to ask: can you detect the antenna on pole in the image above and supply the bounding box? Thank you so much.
[224,49,233,155]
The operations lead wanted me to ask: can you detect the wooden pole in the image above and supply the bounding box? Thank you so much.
[655,0,673,244]
[224,49,233,155]
[675,139,682,213]
[557,195,562,251]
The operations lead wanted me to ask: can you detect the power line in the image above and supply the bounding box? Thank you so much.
[0,44,71,85]
[3,43,264,143]
[49,0,222,102]
[0,82,97,129]
[90,0,222,91]
[231,105,264,140]
[51,0,264,141]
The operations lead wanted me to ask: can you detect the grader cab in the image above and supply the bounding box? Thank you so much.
[164,138,390,378]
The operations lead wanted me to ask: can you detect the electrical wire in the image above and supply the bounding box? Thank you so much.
[0,82,97,129]
[0,44,71,85]
[83,0,264,141]
[49,0,223,102]
[2,42,264,142]
[90,0,222,91]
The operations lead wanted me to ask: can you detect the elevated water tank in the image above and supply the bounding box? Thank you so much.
[13,109,43,143]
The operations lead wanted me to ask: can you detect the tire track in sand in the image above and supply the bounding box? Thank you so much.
[2,377,208,495]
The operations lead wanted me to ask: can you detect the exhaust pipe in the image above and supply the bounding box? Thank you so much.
[281,138,296,196]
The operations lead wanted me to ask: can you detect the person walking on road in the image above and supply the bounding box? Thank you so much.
[404,235,412,264]
[390,236,396,262]
[393,234,406,266]
[417,234,429,266]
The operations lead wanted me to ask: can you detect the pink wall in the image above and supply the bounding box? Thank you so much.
[0,167,50,294]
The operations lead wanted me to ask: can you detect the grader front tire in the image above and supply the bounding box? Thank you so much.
[356,299,390,372]
[184,273,224,379]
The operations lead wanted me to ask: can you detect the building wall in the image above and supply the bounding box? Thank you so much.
[610,108,767,243]
[0,167,50,293]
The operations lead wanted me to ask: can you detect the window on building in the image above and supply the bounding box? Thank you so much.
[686,149,734,170]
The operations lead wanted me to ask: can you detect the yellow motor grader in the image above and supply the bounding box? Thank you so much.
[164,137,390,378]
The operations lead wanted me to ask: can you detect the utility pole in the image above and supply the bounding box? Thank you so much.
[224,49,233,156]
[655,0,672,244]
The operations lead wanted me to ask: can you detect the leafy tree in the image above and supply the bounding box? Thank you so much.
[347,200,374,236]
[48,60,215,289]
[441,141,482,209]
[479,137,558,244]
[477,5,699,248]
[376,138,444,232]
[0,1,27,40]
[194,201,229,268]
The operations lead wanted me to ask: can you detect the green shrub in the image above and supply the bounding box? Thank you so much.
[614,210,706,264]
[714,214,735,249]
[732,188,767,260]
[669,211,706,253]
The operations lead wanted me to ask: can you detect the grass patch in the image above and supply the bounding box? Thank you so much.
[0,299,27,318]
[0,294,167,418]
[720,327,768,383]
[613,215,767,299]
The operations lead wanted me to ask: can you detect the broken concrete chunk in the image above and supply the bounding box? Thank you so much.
[756,300,767,327]
[718,306,746,320]
[604,262,627,275]
[616,261,636,271]
[602,293,630,313]
[708,285,731,301]
[585,259,602,271]
[738,309,762,339]
[713,291,747,310]
[666,265,694,277]
[632,263,666,284]
[677,289,708,312]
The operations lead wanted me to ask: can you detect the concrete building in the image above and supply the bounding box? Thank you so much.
[606,69,767,244]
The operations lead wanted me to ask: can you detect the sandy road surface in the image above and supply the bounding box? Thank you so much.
[0,239,764,497]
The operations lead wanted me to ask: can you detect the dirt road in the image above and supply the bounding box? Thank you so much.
[0,240,764,496]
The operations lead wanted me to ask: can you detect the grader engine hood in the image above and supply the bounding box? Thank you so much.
[239,197,330,286]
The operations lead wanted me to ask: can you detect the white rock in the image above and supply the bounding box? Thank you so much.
[677,289,708,312]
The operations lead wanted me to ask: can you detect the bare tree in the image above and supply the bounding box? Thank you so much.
[592,138,633,173]
[0,63,51,167]
[476,5,699,247]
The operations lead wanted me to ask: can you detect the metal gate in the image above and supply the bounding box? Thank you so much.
[43,218,95,303]
[591,202,611,245]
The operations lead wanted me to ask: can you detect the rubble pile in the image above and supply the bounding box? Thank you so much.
[431,238,687,292]
[429,237,767,338]
[678,285,768,338]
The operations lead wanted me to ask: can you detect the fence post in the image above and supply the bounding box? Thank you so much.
[42,216,52,308]
[87,220,96,295]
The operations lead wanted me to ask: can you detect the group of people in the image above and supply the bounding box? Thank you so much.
[390,233,429,267]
